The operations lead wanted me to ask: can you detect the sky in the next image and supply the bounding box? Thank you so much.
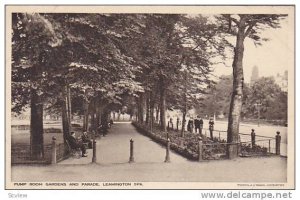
[212,17,292,83]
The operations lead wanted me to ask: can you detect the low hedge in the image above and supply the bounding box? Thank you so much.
[132,122,272,160]
[132,122,199,160]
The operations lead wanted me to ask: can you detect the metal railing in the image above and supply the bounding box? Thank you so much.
[11,144,52,164]
[11,141,71,164]
[56,143,70,162]
[201,128,280,154]
[133,121,283,161]
[199,137,277,160]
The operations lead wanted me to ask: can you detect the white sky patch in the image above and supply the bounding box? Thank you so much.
[212,17,290,83]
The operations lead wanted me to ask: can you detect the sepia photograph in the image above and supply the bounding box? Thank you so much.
[5,5,295,190]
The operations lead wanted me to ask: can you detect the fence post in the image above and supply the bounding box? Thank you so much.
[179,138,184,147]
[268,139,271,153]
[51,137,57,164]
[237,135,241,156]
[209,128,213,140]
[92,133,97,163]
[165,138,170,163]
[275,131,281,155]
[251,129,256,148]
[198,137,203,162]
[129,139,134,163]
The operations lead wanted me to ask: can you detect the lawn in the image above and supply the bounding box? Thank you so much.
[11,120,83,145]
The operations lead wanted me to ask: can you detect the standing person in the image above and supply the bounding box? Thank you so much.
[194,116,200,134]
[170,118,173,130]
[199,117,204,135]
[186,120,190,132]
[187,117,194,133]
[97,125,102,136]
[209,118,214,140]
[176,117,180,131]
[101,123,108,137]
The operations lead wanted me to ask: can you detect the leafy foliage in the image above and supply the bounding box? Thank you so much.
[243,77,287,120]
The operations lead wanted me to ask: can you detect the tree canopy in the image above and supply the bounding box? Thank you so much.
[11,13,288,159]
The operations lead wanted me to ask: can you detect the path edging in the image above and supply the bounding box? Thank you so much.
[132,122,198,160]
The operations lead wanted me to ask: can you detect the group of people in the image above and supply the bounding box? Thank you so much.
[187,116,205,134]
[97,119,114,137]
[167,115,215,136]
[67,131,93,157]
[187,116,214,137]
[67,119,114,157]
[165,115,214,138]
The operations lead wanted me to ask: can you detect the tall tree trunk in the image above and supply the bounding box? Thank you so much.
[89,99,96,132]
[181,112,186,137]
[135,98,138,121]
[149,91,155,132]
[95,104,100,134]
[181,70,188,137]
[101,108,109,126]
[83,100,89,132]
[159,77,166,132]
[145,92,150,125]
[118,110,121,121]
[155,106,159,124]
[91,109,95,132]
[62,86,71,142]
[62,98,70,143]
[227,17,246,159]
[30,89,44,160]
[66,85,72,129]
[138,93,144,124]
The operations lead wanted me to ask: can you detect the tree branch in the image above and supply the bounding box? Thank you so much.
[230,17,240,26]
[222,14,239,26]
[244,22,256,37]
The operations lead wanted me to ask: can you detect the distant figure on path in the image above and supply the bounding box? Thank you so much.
[199,117,204,135]
[209,118,214,139]
[194,116,200,134]
[101,123,109,136]
[170,118,174,130]
[97,125,102,136]
[187,117,194,133]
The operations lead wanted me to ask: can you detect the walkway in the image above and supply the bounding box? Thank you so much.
[59,122,186,165]
[11,123,287,183]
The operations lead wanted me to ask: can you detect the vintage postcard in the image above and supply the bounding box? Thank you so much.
[5,5,295,189]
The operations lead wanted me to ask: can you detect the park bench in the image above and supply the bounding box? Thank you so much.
[78,136,92,149]
[65,140,81,159]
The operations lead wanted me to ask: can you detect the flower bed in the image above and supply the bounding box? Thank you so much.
[132,122,272,160]
[132,122,198,160]
[132,122,229,160]
[240,143,269,157]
